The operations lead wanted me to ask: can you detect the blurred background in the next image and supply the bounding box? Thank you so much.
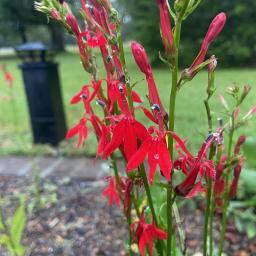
[0,1,255,254]
[0,0,256,159]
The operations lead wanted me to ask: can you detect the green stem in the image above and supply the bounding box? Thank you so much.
[139,164,164,255]
[139,164,158,224]
[203,178,212,256]
[209,197,215,256]
[218,120,234,256]
[167,20,182,256]
[116,23,133,109]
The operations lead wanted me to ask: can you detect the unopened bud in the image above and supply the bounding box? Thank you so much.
[50,9,61,20]
[208,55,217,72]
[66,12,80,36]
[131,41,152,76]
[239,85,251,104]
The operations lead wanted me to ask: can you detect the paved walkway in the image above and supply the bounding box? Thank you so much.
[0,156,122,179]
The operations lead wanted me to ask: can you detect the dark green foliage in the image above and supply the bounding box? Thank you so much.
[121,0,256,67]
[120,0,164,65]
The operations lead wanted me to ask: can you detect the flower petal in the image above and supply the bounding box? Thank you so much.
[127,139,151,171]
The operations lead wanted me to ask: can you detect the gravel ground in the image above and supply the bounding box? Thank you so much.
[0,176,255,256]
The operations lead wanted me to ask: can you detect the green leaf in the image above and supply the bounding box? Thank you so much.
[10,197,27,247]
[246,223,256,239]
[0,214,4,231]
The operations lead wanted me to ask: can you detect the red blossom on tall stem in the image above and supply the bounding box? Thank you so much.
[103,114,148,160]
[131,42,167,128]
[187,12,227,77]
[102,177,120,207]
[156,0,173,57]
[66,118,88,148]
[131,213,167,256]
[173,132,216,197]
[127,130,172,184]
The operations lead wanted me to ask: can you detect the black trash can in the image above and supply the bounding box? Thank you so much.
[15,42,67,146]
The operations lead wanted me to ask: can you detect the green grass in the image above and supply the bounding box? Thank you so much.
[0,50,256,156]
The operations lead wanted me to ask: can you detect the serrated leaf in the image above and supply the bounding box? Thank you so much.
[10,198,27,247]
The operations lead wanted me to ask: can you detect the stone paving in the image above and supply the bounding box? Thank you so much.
[0,156,123,179]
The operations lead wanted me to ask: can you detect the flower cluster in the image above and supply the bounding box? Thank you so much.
[36,0,255,255]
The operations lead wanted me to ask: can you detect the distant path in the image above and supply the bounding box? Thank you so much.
[0,156,123,179]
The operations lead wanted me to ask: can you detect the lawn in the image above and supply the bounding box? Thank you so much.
[1,49,256,156]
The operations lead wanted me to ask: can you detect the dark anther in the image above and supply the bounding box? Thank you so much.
[218,117,224,127]
[106,55,113,63]
[119,75,126,83]
[205,133,213,143]
[96,100,106,108]
[151,104,160,112]
[118,83,124,92]
[80,94,88,100]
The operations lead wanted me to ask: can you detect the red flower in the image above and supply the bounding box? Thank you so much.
[120,177,133,216]
[97,123,110,157]
[172,132,216,197]
[102,177,120,207]
[80,28,107,48]
[188,12,227,76]
[131,41,152,76]
[131,42,166,128]
[127,133,172,184]
[66,12,80,36]
[50,9,61,20]
[131,213,167,256]
[77,36,91,72]
[229,135,246,198]
[103,115,148,160]
[4,71,14,87]
[156,0,173,57]
[107,80,142,113]
[66,118,88,148]
[70,80,102,113]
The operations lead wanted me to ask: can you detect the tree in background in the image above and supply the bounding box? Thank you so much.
[0,0,65,50]
[121,0,256,67]
[119,0,163,65]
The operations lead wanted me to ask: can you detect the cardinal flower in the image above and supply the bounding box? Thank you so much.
[103,115,148,160]
[229,135,246,198]
[172,132,216,197]
[131,42,167,126]
[156,0,173,57]
[186,12,227,78]
[66,11,80,36]
[80,28,108,48]
[107,80,142,113]
[102,177,120,207]
[127,132,172,184]
[66,118,88,148]
[131,213,167,256]
[70,80,102,113]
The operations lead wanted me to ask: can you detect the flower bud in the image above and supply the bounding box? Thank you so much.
[243,106,256,121]
[204,12,227,45]
[239,85,251,104]
[97,0,112,13]
[156,0,173,58]
[208,55,217,72]
[66,12,80,36]
[189,12,227,72]
[50,8,61,20]
[131,41,152,76]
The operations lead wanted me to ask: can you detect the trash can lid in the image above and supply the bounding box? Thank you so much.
[15,41,49,52]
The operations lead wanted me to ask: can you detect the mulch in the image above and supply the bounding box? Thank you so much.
[0,176,255,256]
